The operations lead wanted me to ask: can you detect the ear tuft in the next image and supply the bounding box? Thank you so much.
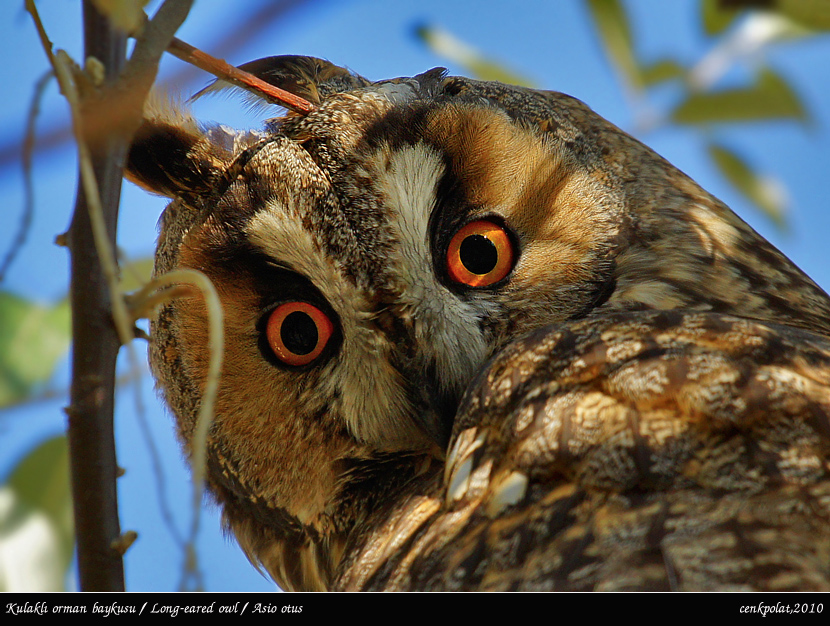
[125,97,231,199]
[191,55,371,106]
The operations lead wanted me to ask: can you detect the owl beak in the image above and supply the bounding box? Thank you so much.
[411,366,457,450]
[371,306,459,451]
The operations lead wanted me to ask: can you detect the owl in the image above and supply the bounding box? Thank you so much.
[125,56,830,591]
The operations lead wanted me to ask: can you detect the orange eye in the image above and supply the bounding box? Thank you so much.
[266,302,334,367]
[446,220,515,287]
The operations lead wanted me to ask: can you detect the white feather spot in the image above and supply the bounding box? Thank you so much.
[485,471,529,517]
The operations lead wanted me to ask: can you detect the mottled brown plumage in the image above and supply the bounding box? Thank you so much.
[126,57,830,591]
[339,311,830,591]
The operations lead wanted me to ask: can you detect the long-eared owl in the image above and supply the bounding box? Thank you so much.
[126,56,830,591]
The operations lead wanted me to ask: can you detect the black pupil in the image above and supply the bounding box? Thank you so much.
[280,310,319,355]
[459,234,498,275]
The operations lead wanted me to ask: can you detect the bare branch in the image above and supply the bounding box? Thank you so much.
[0,70,52,283]
[26,0,195,591]
[62,0,129,591]
[167,37,315,113]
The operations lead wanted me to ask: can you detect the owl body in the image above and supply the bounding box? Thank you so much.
[126,58,830,591]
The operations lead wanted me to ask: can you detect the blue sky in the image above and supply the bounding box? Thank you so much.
[2,0,829,591]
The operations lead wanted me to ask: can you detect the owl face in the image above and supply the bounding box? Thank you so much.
[126,57,830,590]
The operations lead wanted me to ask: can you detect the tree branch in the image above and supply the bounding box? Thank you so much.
[65,0,128,592]
[63,0,193,591]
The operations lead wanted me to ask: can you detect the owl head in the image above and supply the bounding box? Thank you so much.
[125,56,830,590]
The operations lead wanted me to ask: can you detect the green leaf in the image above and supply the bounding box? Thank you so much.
[414,24,533,87]
[0,436,73,591]
[586,0,643,90]
[708,142,788,229]
[723,0,830,31]
[0,292,70,407]
[90,0,151,33]
[702,0,743,36]
[119,256,154,292]
[671,67,808,125]
[641,58,686,87]
[6,436,72,541]
[778,0,830,31]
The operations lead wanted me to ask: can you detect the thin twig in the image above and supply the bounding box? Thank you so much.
[27,0,130,590]
[0,0,319,171]
[115,254,189,553]
[54,50,135,349]
[166,37,315,114]
[28,0,196,591]
[0,71,53,283]
[130,361,186,549]
[131,269,225,503]
[130,268,224,591]
[27,8,134,351]
[0,370,141,412]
